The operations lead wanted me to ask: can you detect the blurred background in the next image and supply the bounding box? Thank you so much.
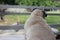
[0,0,60,37]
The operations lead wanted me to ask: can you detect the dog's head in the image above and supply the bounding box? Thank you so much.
[31,9,47,19]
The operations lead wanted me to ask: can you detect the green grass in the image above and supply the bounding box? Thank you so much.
[46,11,60,14]
[1,15,60,24]
[0,15,30,25]
[46,16,60,24]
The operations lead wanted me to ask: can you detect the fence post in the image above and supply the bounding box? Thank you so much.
[0,8,6,21]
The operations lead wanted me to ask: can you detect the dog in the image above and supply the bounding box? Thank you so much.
[24,9,56,40]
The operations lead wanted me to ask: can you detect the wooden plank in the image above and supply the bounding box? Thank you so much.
[0,24,24,32]
[0,5,60,10]
[1,12,31,15]
[0,12,60,16]
[0,24,60,30]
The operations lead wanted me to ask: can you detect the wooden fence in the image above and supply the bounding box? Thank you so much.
[0,5,60,32]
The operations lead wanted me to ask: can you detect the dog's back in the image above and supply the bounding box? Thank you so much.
[26,22,56,40]
[24,9,56,40]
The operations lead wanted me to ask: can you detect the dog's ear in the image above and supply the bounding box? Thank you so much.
[42,11,47,17]
[33,8,38,11]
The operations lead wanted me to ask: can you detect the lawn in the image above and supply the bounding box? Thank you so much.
[46,16,60,24]
[1,15,60,24]
[0,15,30,25]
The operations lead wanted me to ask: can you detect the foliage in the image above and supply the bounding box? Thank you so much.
[15,0,60,6]
[0,0,60,6]
[0,0,15,5]
[0,0,4,4]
